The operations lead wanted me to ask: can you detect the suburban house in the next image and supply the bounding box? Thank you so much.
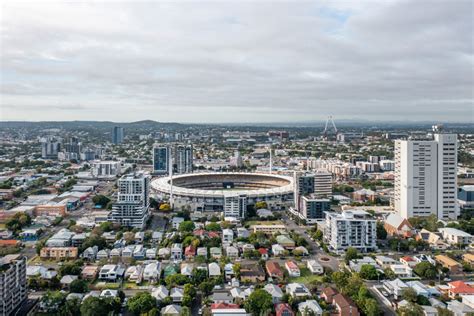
[99,264,125,281]
[332,293,360,316]
[275,303,294,316]
[240,263,265,283]
[265,261,284,280]
[264,284,284,303]
[307,260,323,274]
[286,283,311,299]
[285,261,300,277]
[435,255,462,274]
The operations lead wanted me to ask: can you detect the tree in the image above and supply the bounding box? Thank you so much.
[314,230,323,241]
[127,292,157,315]
[205,222,221,231]
[413,262,437,279]
[6,213,32,233]
[244,289,273,315]
[80,235,107,252]
[401,288,418,303]
[344,247,359,264]
[397,303,424,316]
[59,260,84,276]
[436,308,454,316]
[332,271,349,289]
[92,195,111,208]
[80,297,110,316]
[376,222,387,239]
[99,222,113,232]
[69,279,88,293]
[61,297,81,316]
[159,203,171,211]
[364,298,380,316]
[359,264,378,280]
[179,221,195,232]
[255,201,268,210]
[41,291,66,313]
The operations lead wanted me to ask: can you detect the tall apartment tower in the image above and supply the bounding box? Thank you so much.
[314,170,333,198]
[0,254,27,315]
[224,194,247,219]
[112,126,124,144]
[174,144,193,174]
[153,145,170,175]
[394,131,458,220]
[108,172,150,229]
[41,137,61,159]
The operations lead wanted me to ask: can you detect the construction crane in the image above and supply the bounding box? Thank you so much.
[323,116,338,140]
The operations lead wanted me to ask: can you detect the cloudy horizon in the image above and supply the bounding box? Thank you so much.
[1,0,473,123]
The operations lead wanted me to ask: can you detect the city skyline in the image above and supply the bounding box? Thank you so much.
[1,0,473,123]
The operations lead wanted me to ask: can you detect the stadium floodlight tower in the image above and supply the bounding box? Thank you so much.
[169,151,174,208]
[323,116,338,140]
[269,146,273,174]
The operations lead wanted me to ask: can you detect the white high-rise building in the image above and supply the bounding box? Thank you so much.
[0,254,27,315]
[92,160,121,178]
[324,211,377,253]
[394,131,458,220]
[224,194,247,219]
[108,172,150,229]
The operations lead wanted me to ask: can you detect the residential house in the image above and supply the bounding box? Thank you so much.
[390,264,413,278]
[446,281,474,299]
[416,229,448,250]
[406,281,440,298]
[383,279,409,299]
[171,243,182,261]
[210,247,222,259]
[285,261,300,277]
[266,261,284,280]
[161,304,181,316]
[462,253,474,266]
[240,263,265,283]
[96,249,110,260]
[237,227,250,238]
[226,246,239,259]
[197,247,208,258]
[133,245,145,259]
[222,229,234,244]
[81,265,99,280]
[170,287,184,303]
[143,262,161,281]
[321,287,338,303]
[146,248,157,259]
[158,247,170,259]
[181,263,193,277]
[184,245,195,260]
[209,262,222,277]
[272,244,286,256]
[82,246,98,261]
[332,293,360,316]
[276,235,295,249]
[60,275,78,289]
[264,284,284,303]
[438,228,473,245]
[212,291,233,304]
[298,300,323,316]
[399,256,417,268]
[435,255,462,274]
[99,264,125,281]
[152,231,163,243]
[275,303,294,316]
[171,217,184,230]
[151,285,169,302]
[122,245,135,258]
[258,248,269,260]
[307,260,323,274]
[286,283,311,299]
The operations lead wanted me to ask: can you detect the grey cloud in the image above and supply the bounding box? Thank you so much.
[0,0,472,123]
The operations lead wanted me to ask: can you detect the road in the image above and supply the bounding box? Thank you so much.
[282,214,341,272]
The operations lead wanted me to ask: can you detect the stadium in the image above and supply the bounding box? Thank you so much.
[151,172,294,214]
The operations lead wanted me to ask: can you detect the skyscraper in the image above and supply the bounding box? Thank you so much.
[108,172,150,229]
[0,254,27,315]
[153,145,170,175]
[314,170,333,198]
[41,136,61,159]
[394,130,458,220]
[112,126,124,144]
[174,144,193,174]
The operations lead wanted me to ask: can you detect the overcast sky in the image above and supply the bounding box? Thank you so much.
[1,0,473,123]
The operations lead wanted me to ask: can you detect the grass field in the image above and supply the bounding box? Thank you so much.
[289,267,324,285]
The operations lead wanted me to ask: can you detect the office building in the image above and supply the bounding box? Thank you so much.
[0,254,27,315]
[314,170,332,197]
[112,126,124,144]
[108,172,150,229]
[223,194,247,219]
[153,145,170,175]
[41,137,61,159]
[174,144,193,174]
[324,211,377,253]
[458,185,474,209]
[63,137,81,156]
[394,130,458,220]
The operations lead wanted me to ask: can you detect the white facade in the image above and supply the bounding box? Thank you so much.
[224,194,247,218]
[394,133,458,220]
[92,161,121,178]
[324,211,377,253]
[108,172,150,229]
[174,144,193,174]
[314,170,332,197]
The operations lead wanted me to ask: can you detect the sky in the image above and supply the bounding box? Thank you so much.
[1,0,473,123]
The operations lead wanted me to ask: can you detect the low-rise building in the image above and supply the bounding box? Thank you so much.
[285,261,300,277]
[40,247,78,260]
[435,255,462,274]
[439,228,473,245]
